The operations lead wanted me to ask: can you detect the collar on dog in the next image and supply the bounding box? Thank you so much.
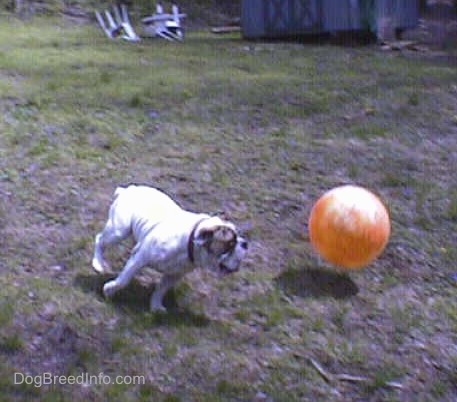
[187,217,208,264]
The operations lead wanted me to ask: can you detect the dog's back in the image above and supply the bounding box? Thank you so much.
[111,185,182,237]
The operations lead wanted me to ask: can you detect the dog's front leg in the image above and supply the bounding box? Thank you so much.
[150,272,184,312]
[103,248,145,299]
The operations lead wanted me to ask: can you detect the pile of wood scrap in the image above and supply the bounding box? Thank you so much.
[380,40,428,52]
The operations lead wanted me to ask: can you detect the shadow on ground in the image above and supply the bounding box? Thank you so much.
[275,267,359,299]
[74,274,211,327]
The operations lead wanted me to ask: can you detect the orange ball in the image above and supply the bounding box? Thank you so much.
[308,185,390,269]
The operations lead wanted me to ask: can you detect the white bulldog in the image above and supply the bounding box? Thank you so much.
[92,184,248,312]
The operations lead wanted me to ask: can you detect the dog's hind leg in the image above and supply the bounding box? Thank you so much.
[92,221,130,273]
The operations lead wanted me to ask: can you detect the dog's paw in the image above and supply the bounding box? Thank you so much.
[92,258,110,274]
[103,280,118,298]
[150,302,167,313]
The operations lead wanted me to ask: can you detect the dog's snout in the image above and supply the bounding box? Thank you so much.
[240,239,248,250]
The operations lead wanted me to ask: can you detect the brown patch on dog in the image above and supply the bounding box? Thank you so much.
[199,226,237,255]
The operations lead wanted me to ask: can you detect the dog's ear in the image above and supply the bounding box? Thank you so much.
[194,227,215,246]
[195,226,235,246]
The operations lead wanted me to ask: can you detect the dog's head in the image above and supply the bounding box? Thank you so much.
[193,217,248,275]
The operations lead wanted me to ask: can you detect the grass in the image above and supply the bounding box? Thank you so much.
[0,14,456,401]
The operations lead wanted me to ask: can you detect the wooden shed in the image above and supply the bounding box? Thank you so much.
[241,0,419,40]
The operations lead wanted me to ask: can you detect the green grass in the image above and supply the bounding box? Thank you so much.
[0,15,457,401]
